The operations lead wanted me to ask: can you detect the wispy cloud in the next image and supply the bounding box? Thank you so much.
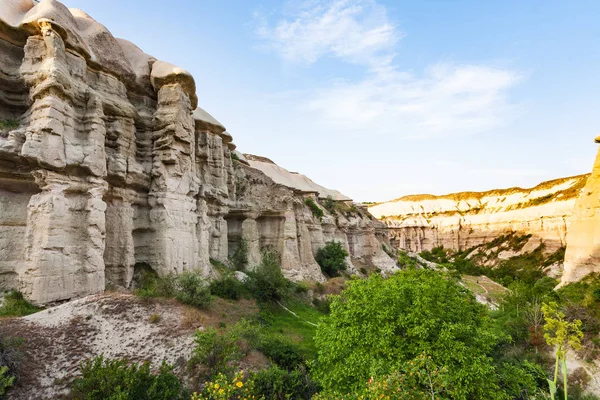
[255,0,522,139]
[256,0,400,71]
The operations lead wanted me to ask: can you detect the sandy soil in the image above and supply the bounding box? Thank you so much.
[1,293,258,399]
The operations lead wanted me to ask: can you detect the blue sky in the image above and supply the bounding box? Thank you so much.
[62,0,600,201]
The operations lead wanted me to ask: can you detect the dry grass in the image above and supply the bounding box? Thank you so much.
[461,275,508,304]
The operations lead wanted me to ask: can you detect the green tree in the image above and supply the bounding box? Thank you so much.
[315,241,348,277]
[542,301,583,400]
[313,269,514,399]
[245,248,289,302]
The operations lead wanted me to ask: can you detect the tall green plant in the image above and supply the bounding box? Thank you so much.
[542,301,583,400]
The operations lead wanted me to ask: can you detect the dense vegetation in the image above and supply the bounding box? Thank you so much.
[313,269,541,398]
[5,232,600,399]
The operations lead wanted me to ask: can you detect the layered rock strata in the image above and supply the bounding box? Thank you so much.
[0,0,394,303]
[369,175,589,255]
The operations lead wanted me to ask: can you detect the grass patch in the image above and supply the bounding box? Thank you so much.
[305,197,324,220]
[461,275,508,304]
[258,299,325,358]
[0,291,42,317]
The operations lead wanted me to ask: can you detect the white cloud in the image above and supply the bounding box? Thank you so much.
[256,0,522,139]
[256,0,399,70]
[305,64,521,138]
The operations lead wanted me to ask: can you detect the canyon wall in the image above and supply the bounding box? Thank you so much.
[368,175,589,255]
[0,0,395,303]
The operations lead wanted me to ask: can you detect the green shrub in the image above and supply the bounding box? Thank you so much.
[304,197,324,220]
[419,246,449,264]
[135,269,212,309]
[245,249,290,302]
[251,365,317,400]
[397,250,418,269]
[0,120,19,131]
[191,372,261,400]
[0,290,42,317]
[175,272,212,308]
[210,276,245,300]
[189,327,240,379]
[0,366,14,399]
[255,333,305,371]
[322,196,337,214]
[313,269,527,397]
[0,336,21,384]
[312,297,331,314]
[229,239,248,271]
[69,355,186,400]
[315,241,348,277]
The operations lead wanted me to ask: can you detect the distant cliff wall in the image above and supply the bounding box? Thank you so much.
[369,175,588,256]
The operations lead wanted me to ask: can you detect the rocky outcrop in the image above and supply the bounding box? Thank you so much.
[369,175,588,255]
[0,0,394,303]
[245,154,351,201]
[562,146,600,284]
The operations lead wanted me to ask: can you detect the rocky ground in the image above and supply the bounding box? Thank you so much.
[0,293,258,399]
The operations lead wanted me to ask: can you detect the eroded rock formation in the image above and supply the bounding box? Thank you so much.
[0,0,394,303]
[369,175,589,256]
[561,145,600,284]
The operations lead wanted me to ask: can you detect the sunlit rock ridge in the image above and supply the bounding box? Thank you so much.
[0,0,395,304]
[369,175,589,260]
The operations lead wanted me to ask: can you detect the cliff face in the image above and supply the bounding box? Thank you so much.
[0,0,394,304]
[368,175,589,255]
[562,147,600,284]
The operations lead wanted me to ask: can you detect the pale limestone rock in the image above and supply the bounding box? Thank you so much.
[370,175,587,256]
[0,0,395,303]
[562,147,600,284]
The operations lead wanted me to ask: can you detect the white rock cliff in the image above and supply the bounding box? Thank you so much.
[0,0,395,303]
[369,175,589,258]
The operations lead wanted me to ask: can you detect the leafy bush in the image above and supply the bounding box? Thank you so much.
[174,272,212,308]
[0,336,21,382]
[419,246,449,264]
[229,239,248,271]
[69,355,186,400]
[312,269,535,398]
[245,249,290,302]
[0,367,14,399]
[397,250,419,269]
[209,275,245,300]
[304,197,324,220]
[135,269,212,309]
[255,333,305,371]
[251,365,317,400]
[189,327,241,378]
[315,241,348,277]
[322,196,337,214]
[312,297,331,314]
[0,120,19,131]
[0,290,42,317]
[314,353,452,400]
[191,372,262,400]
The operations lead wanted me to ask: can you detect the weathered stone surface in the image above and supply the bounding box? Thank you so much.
[0,0,394,303]
[562,148,600,284]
